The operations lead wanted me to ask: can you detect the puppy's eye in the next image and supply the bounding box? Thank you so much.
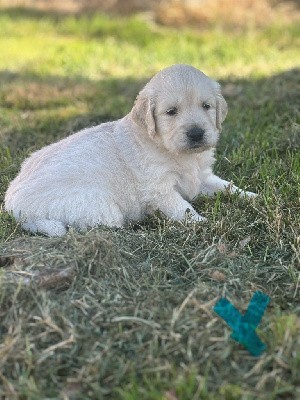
[166,107,178,116]
[202,102,211,110]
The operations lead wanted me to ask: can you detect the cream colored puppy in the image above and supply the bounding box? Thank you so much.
[5,64,256,236]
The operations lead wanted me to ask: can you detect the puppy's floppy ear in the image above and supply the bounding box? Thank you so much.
[131,94,156,138]
[216,93,228,132]
[214,82,228,132]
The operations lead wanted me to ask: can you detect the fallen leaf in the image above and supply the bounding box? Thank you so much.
[210,270,226,282]
[217,243,227,254]
[164,390,178,400]
[222,83,243,97]
[239,236,251,248]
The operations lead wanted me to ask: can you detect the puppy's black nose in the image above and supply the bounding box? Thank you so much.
[186,126,205,144]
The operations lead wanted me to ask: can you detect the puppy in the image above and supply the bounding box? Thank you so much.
[5,64,256,236]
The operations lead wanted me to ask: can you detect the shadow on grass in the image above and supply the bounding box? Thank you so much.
[0,67,298,208]
[0,66,299,239]
[0,67,298,153]
[0,69,146,150]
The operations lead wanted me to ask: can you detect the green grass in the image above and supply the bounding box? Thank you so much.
[0,7,299,399]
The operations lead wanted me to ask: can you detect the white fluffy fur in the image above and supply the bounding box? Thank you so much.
[5,64,256,236]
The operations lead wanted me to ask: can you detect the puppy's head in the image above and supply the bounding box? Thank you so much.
[131,64,227,153]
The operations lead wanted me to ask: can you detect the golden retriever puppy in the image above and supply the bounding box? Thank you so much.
[5,64,256,236]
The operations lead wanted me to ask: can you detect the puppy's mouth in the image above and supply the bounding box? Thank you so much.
[187,140,212,152]
[189,141,205,149]
[185,131,218,152]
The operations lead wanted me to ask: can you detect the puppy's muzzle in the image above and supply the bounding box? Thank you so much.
[186,125,205,148]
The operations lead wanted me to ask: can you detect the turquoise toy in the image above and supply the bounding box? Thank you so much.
[213,291,270,356]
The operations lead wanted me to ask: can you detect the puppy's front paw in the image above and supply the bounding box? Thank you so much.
[185,208,207,223]
[230,185,258,199]
[244,190,258,199]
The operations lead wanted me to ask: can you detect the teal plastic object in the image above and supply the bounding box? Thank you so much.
[213,291,270,356]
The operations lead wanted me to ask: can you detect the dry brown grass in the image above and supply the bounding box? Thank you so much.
[156,0,299,27]
[0,0,159,14]
[0,218,299,398]
[1,0,298,28]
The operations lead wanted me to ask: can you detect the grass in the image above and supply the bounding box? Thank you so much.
[0,7,299,399]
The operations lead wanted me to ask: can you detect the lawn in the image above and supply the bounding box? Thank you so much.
[0,7,299,399]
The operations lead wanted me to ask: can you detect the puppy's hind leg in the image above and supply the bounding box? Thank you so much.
[22,219,67,237]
